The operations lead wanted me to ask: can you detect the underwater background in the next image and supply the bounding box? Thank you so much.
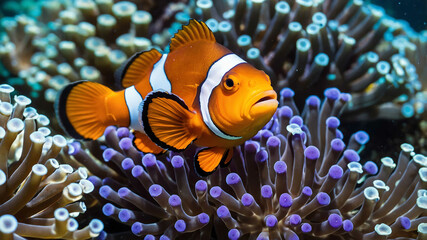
[0,0,426,239]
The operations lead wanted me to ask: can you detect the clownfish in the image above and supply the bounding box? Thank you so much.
[56,20,278,176]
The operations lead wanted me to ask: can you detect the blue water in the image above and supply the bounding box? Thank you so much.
[369,0,427,31]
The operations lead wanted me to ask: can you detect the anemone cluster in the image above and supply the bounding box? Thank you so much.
[0,84,104,239]
[68,88,427,239]
[65,126,212,238]
[0,0,187,105]
[385,29,427,153]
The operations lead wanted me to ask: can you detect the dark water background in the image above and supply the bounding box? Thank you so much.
[369,0,427,31]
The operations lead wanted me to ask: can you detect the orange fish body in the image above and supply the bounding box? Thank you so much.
[56,20,278,176]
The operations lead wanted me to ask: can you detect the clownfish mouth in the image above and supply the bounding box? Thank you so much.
[254,96,275,105]
[249,90,278,119]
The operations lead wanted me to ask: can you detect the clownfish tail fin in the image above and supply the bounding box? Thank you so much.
[55,80,113,140]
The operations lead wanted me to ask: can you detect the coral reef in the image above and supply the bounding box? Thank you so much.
[69,89,427,239]
[0,84,103,239]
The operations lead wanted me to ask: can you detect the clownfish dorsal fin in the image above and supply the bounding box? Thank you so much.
[115,48,162,89]
[194,147,230,177]
[142,91,197,152]
[169,19,216,52]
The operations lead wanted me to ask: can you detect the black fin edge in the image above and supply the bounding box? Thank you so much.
[114,50,146,89]
[219,148,232,168]
[141,91,194,153]
[54,80,88,140]
[194,147,219,177]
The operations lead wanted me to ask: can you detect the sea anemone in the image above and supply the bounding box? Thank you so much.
[0,84,104,239]
[66,127,213,238]
[0,0,187,123]
[68,88,427,239]
[210,88,426,239]
[1,0,425,125]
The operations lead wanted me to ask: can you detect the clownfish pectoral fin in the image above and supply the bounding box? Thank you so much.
[133,131,166,155]
[55,81,113,140]
[220,148,234,168]
[169,19,216,52]
[194,147,230,177]
[114,48,162,89]
[142,91,197,152]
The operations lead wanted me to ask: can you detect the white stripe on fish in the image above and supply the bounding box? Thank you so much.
[125,86,144,132]
[199,53,246,140]
[150,54,171,92]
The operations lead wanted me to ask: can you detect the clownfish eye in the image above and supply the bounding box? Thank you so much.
[225,79,234,88]
[223,76,239,91]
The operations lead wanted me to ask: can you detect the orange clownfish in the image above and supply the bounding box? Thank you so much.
[56,20,278,176]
